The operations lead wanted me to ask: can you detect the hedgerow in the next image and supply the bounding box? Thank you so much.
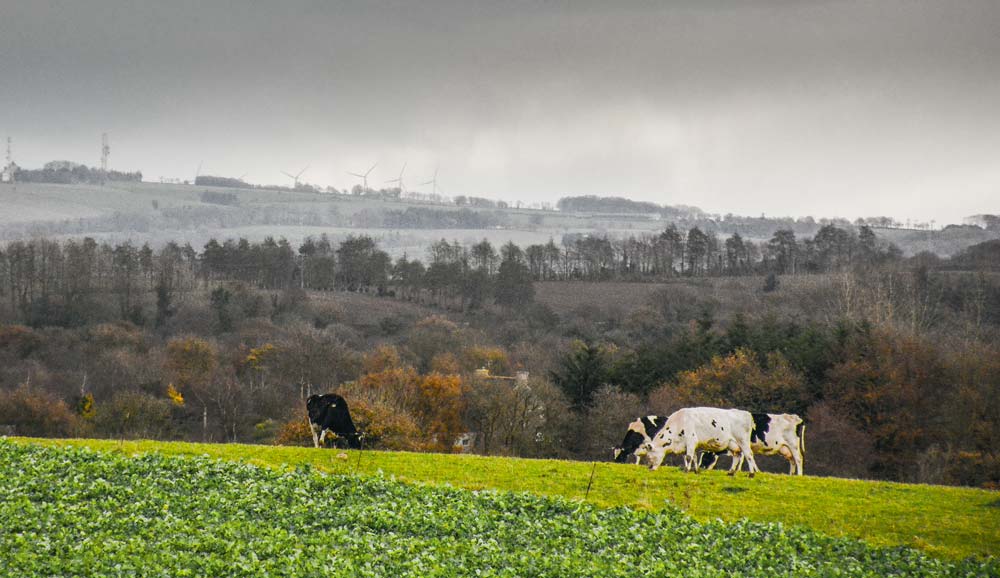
[0,440,994,577]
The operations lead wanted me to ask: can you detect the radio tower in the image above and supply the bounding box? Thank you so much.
[3,137,14,191]
[100,133,110,185]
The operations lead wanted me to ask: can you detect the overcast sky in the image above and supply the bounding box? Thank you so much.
[2,0,998,224]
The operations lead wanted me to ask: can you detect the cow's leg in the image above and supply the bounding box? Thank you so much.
[318,429,328,447]
[726,448,742,476]
[686,444,699,474]
[790,445,804,476]
[778,445,795,475]
[729,451,745,475]
[310,424,321,448]
[739,442,760,478]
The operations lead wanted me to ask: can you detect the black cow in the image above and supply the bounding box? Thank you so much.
[306,393,362,449]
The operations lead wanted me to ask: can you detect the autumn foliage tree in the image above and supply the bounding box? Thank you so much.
[650,348,808,415]
[414,372,467,451]
[823,328,950,481]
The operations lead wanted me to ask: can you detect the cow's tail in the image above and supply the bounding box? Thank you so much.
[796,420,806,455]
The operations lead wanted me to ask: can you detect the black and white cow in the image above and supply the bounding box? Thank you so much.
[642,407,760,477]
[306,393,362,449]
[613,415,669,464]
[697,413,806,475]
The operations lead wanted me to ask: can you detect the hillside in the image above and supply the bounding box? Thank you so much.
[0,182,637,258]
[16,437,999,562]
[3,181,996,258]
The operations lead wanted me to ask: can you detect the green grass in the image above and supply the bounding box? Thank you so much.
[5,441,995,577]
[15,437,1000,561]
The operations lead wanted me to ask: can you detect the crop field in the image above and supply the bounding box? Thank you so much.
[13,438,1000,564]
[2,440,996,577]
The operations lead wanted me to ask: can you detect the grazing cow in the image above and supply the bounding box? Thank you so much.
[306,393,362,449]
[697,413,806,475]
[642,407,760,477]
[613,415,669,464]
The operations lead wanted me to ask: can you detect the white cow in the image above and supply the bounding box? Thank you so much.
[699,413,805,475]
[642,407,760,477]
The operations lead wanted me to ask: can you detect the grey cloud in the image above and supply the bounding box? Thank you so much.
[1,0,998,222]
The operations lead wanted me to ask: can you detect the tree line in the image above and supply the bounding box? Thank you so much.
[3,222,997,328]
[12,163,142,185]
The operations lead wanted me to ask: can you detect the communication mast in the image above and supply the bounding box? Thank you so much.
[3,137,14,190]
[100,133,110,184]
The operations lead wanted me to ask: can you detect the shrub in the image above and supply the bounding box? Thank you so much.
[0,385,78,437]
[94,390,174,440]
[274,415,314,447]
[0,325,43,358]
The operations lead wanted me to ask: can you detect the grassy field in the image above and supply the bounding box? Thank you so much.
[7,441,992,577]
[16,437,999,561]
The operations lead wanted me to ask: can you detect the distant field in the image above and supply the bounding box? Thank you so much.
[3,181,996,258]
[0,181,660,258]
[535,276,837,322]
[308,290,441,329]
[17,437,1000,561]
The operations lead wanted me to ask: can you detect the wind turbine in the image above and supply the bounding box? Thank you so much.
[347,163,377,192]
[421,167,440,196]
[282,165,309,188]
[385,162,407,195]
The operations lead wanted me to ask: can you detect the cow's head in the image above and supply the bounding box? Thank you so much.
[344,432,363,449]
[305,395,323,421]
[615,420,651,463]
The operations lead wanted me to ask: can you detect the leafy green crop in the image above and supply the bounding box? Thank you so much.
[0,441,995,577]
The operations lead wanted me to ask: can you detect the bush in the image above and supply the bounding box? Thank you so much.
[94,390,174,439]
[0,385,79,437]
[0,325,43,358]
[346,398,424,451]
[274,415,314,447]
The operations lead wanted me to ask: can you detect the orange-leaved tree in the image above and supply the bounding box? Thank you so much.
[652,348,808,415]
[415,372,467,452]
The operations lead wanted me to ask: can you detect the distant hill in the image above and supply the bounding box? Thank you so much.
[1,181,996,259]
